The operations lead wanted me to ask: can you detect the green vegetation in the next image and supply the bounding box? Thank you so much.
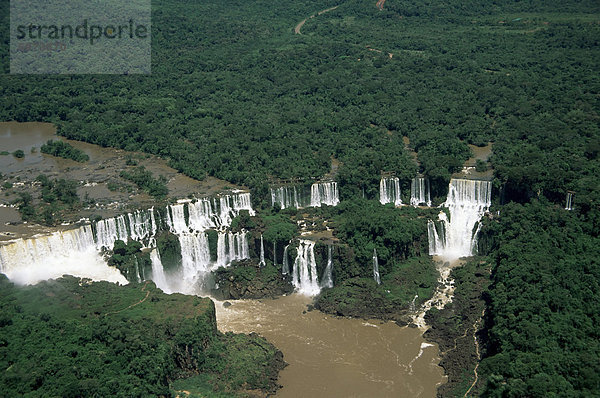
[40,139,89,162]
[120,166,168,199]
[12,149,24,158]
[0,275,284,397]
[316,256,437,321]
[107,240,152,283]
[11,174,81,225]
[477,201,600,397]
[331,199,431,279]
[213,261,293,300]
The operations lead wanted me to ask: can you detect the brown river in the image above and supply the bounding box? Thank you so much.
[216,294,446,397]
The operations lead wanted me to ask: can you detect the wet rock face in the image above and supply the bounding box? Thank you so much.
[212,260,294,300]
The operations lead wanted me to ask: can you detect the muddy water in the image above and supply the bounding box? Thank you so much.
[215,294,446,397]
[0,122,241,239]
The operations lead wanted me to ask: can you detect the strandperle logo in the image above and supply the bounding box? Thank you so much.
[15,19,148,45]
[10,0,151,74]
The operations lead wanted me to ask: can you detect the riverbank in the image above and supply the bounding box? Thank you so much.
[0,274,285,397]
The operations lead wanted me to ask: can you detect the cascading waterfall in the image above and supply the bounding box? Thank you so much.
[379,177,402,206]
[565,192,573,210]
[427,179,491,259]
[271,186,303,209]
[310,181,340,207]
[0,225,127,285]
[373,248,381,285]
[0,191,254,291]
[292,239,320,295]
[282,244,290,275]
[320,245,333,288]
[259,234,265,266]
[273,241,277,266]
[410,176,431,207]
[150,248,169,292]
[216,231,250,267]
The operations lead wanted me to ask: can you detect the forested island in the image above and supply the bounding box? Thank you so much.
[0,0,598,396]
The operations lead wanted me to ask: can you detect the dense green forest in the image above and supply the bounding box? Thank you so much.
[0,275,284,397]
[1,0,599,396]
[1,0,597,207]
[478,202,600,396]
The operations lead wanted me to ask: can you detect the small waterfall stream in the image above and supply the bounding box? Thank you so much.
[373,248,381,285]
[565,192,574,210]
[320,246,333,288]
[282,244,290,275]
[259,234,265,267]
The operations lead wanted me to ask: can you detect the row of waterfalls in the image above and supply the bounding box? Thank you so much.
[270,181,339,209]
[7,176,576,297]
[0,192,255,293]
[380,176,432,207]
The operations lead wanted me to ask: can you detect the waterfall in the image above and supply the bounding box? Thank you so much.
[310,182,340,207]
[292,240,320,295]
[282,244,290,275]
[373,248,381,285]
[271,186,302,209]
[320,245,333,288]
[259,234,265,267]
[95,214,129,250]
[273,241,277,266]
[409,294,418,312]
[0,191,255,292]
[0,225,127,285]
[150,248,169,293]
[565,192,573,210]
[427,179,491,259]
[410,176,431,207]
[379,177,402,206]
[217,231,249,266]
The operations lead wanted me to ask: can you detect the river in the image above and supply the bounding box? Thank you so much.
[215,294,446,397]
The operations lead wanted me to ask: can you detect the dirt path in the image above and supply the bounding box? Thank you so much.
[105,281,151,316]
[294,6,339,34]
[376,0,386,10]
[464,309,485,397]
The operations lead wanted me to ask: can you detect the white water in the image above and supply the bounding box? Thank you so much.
[292,239,320,296]
[271,186,304,209]
[310,181,340,207]
[0,192,254,290]
[282,244,290,275]
[379,177,402,206]
[150,248,170,292]
[427,179,491,259]
[410,176,431,207]
[0,225,127,285]
[259,234,265,266]
[373,248,381,285]
[320,245,333,288]
[565,192,573,210]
